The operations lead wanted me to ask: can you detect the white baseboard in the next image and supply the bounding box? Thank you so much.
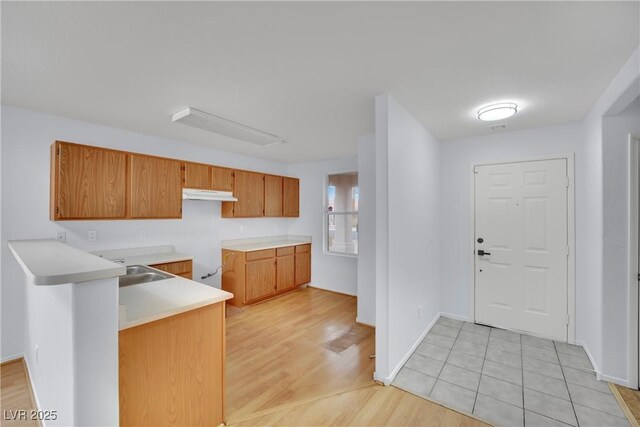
[575,340,599,376]
[440,312,471,322]
[1,353,23,364]
[574,340,632,387]
[22,357,43,417]
[600,372,631,387]
[381,313,442,385]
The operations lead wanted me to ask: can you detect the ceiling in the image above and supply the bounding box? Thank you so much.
[2,2,638,163]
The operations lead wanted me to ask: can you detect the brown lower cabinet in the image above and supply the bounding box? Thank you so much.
[149,259,193,280]
[295,244,311,286]
[222,243,311,307]
[119,302,225,427]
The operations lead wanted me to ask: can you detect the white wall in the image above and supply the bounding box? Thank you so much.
[439,47,640,386]
[22,275,119,426]
[602,111,640,382]
[581,47,639,384]
[72,278,119,426]
[375,95,441,382]
[24,279,74,425]
[1,105,292,360]
[439,123,583,319]
[357,135,375,326]
[287,156,359,295]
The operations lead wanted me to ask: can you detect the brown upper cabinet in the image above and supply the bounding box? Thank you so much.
[283,177,300,217]
[130,154,183,219]
[223,170,264,218]
[183,163,234,192]
[211,166,234,192]
[183,162,211,190]
[264,175,283,217]
[50,140,298,220]
[50,141,128,220]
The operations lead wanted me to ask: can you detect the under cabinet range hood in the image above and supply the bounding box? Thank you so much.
[182,188,238,202]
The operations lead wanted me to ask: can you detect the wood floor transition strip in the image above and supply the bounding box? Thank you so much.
[611,383,640,427]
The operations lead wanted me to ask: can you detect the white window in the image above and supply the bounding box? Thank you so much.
[325,172,358,256]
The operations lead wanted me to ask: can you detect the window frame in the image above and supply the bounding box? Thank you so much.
[323,171,359,258]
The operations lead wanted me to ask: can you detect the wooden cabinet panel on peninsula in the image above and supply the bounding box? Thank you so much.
[119,302,225,427]
[50,141,128,220]
[130,154,183,219]
[222,243,311,307]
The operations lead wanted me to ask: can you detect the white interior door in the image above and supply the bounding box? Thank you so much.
[474,159,568,341]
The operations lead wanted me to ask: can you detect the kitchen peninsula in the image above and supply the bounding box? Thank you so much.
[8,239,232,427]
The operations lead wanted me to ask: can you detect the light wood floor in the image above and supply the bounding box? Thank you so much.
[230,382,489,427]
[225,287,375,421]
[614,384,640,426]
[0,359,39,427]
[0,287,490,427]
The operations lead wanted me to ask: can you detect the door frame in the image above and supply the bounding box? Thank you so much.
[468,153,576,343]
[628,133,640,389]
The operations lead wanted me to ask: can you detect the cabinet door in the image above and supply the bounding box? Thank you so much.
[149,260,192,276]
[283,177,300,217]
[53,142,128,220]
[183,162,210,189]
[295,252,311,286]
[245,258,276,302]
[211,166,234,191]
[276,255,295,292]
[264,175,283,217]
[130,155,183,218]
[233,170,264,217]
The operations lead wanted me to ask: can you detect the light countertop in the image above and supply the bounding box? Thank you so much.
[118,271,233,330]
[8,239,126,286]
[91,245,192,267]
[221,235,311,252]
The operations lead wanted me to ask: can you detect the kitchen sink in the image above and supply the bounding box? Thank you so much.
[119,265,173,287]
[126,265,153,275]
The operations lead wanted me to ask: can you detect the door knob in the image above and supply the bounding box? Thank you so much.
[477,249,491,256]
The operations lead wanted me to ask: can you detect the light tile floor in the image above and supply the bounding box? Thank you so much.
[392,316,630,427]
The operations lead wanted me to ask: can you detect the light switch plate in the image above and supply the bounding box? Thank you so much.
[56,231,66,243]
[88,230,97,242]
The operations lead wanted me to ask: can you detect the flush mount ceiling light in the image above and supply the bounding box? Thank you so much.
[477,102,518,122]
[172,107,285,147]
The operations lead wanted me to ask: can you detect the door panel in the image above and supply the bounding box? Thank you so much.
[264,175,283,217]
[295,252,311,286]
[184,162,211,189]
[283,177,300,217]
[245,259,276,302]
[276,255,295,292]
[211,166,234,192]
[233,171,264,217]
[475,159,568,341]
[56,142,128,219]
[130,155,183,218]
